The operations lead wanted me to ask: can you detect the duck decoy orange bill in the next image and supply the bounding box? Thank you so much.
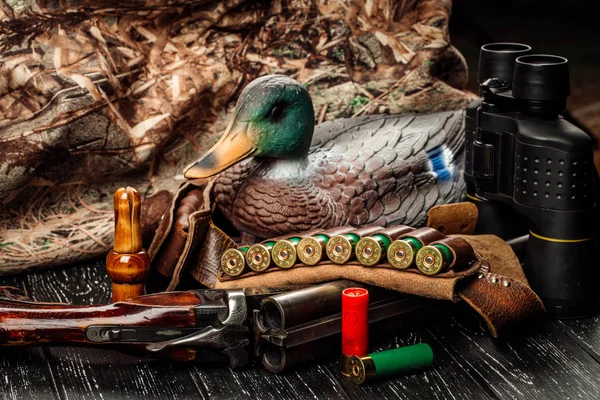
[183,118,257,180]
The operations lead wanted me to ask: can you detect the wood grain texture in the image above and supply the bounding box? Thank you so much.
[2,260,600,400]
[109,187,150,302]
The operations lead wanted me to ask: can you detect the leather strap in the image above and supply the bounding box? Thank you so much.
[427,202,478,235]
[348,225,386,237]
[399,226,446,245]
[379,225,415,240]
[458,270,546,338]
[431,236,474,269]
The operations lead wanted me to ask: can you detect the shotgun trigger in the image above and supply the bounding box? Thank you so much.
[223,341,250,368]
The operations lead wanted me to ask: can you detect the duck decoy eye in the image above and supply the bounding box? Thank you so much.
[269,103,285,120]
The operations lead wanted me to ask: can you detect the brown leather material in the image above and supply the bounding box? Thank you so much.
[400,227,446,245]
[430,236,474,269]
[427,202,478,235]
[263,227,324,244]
[186,221,235,289]
[347,225,385,237]
[216,258,482,300]
[152,188,207,278]
[378,225,415,240]
[458,271,546,338]
[149,183,195,260]
[455,234,529,285]
[147,182,214,292]
[165,209,212,291]
[323,226,359,237]
[140,190,174,249]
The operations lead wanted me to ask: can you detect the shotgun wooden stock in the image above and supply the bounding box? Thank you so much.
[0,289,205,361]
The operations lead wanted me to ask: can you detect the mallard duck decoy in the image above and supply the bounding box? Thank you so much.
[184,75,465,239]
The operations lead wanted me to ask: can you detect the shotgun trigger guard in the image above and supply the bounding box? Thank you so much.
[145,290,249,367]
[223,341,249,368]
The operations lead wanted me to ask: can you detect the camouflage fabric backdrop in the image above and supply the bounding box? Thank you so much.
[0,0,475,274]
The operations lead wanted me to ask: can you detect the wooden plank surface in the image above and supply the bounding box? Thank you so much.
[2,260,600,400]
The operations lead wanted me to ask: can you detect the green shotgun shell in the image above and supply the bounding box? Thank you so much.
[348,343,433,385]
[246,241,276,272]
[221,246,249,277]
[386,237,422,269]
[297,234,329,265]
[356,234,392,266]
[416,244,454,276]
[326,233,360,264]
[272,237,302,269]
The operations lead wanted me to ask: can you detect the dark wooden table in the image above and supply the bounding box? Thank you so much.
[1,260,599,400]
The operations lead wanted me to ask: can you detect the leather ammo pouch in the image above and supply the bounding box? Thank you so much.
[148,183,545,338]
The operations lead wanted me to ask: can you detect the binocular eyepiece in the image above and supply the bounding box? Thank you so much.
[478,43,532,85]
[478,43,571,115]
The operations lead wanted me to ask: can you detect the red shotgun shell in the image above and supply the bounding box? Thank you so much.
[342,287,369,358]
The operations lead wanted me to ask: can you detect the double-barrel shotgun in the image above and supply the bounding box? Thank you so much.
[0,281,437,371]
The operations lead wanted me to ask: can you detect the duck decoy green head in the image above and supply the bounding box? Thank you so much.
[184,75,315,180]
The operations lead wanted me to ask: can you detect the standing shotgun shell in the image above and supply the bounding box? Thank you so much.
[387,227,445,270]
[106,187,150,302]
[355,226,414,266]
[348,344,434,385]
[326,233,360,264]
[416,237,474,276]
[272,237,302,269]
[341,287,369,376]
[297,234,329,266]
[246,241,276,272]
[221,246,249,277]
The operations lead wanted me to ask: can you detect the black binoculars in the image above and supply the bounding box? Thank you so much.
[464,43,599,319]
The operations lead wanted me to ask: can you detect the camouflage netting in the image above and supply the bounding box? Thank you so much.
[0,0,476,274]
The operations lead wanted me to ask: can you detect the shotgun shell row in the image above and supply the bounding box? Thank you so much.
[221,227,471,277]
[348,344,434,385]
[341,287,369,377]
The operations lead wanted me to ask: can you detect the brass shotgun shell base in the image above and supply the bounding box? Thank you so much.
[387,240,415,269]
[246,244,272,272]
[326,235,353,264]
[221,248,247,277]
[340,354,353,377]
[356,237,383,266]
[348,355,376,385]
[297,237,325,265]
[272,240,297,269]
[416,245,449,276]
